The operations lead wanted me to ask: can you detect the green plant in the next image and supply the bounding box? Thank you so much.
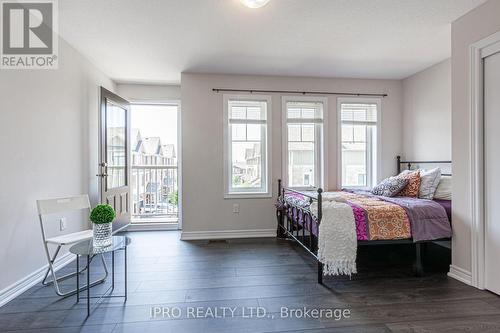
[168,190,178,206]
[89,204,116,224]
[232,175,242,186]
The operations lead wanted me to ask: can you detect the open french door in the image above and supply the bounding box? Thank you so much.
[99,87,131,233]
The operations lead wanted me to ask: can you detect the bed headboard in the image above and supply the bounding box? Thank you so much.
[397,156,452,176]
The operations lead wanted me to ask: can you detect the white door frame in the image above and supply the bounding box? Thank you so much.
[127,100,183,231]
[470,30,500,289]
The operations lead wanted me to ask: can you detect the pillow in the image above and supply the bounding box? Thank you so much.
[371,177,408,197]
[397,170,421,197]
[434,175,452,200]
[418,167,442,199]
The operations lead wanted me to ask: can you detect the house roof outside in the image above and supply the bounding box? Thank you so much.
[131,128,142,153]
[131,128,176,160]
[142,137,162,155]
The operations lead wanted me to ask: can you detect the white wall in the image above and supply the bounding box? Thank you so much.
[403,59,451,161]
[116,83,180,102]
[451,0,500,275]
[181,73,403,235]
[0,38,114,293]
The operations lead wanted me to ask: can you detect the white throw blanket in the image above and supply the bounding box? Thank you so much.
[308,192,347,217]
[310,199,357,276]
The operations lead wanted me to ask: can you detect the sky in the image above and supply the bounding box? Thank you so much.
[131,104,178,151]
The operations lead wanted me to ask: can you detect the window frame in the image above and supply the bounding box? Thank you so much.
[282,96,328,190]
[223,94,272,199]
[337,97,382,190]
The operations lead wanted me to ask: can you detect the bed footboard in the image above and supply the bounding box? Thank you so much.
[276,180,286,239]
[276,179,324,283]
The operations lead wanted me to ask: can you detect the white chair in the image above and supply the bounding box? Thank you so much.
[37,195,108,297]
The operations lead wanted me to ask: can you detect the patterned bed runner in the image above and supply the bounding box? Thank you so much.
[339,192,412,240]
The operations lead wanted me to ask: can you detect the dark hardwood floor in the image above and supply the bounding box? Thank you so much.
[1,231,500,332]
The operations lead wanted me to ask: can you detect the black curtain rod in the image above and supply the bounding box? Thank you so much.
[212,88,388,97]
[399,160,452,164]
[397,156,452,164]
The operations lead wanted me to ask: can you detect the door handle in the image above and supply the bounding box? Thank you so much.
[96,173,108,178]
[99,162,108,167]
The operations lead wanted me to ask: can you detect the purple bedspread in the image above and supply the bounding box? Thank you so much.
[434,199,452,221]
[376,196,452,242]
[282,191,452,242]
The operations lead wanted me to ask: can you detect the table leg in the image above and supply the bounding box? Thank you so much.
[86,255,90,317]
[112,251,115,291]
[124,246,127,301]
[76,254,79,303]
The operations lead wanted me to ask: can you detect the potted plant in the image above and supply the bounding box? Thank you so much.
[89,204,115,247]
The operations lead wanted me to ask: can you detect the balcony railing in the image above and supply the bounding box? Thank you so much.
[131,165,178,222]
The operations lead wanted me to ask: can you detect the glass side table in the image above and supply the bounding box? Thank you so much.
[69,235,131,317]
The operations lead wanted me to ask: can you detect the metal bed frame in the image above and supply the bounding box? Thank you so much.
[276,156,452,284]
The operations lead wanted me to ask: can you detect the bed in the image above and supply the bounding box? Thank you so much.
[275,156,452,284]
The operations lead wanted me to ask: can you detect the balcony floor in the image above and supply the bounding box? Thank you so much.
[131,217,179,224]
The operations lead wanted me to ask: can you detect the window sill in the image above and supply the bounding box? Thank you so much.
[286,186,320,192]
[224,192,272,199]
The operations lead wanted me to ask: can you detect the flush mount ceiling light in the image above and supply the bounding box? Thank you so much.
[240,0,270,9]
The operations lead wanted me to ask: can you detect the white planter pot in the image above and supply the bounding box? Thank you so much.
[93,223,112,247]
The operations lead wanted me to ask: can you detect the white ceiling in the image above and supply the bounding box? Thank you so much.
[58,0,486,84]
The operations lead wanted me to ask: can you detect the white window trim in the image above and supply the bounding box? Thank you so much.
[337,97,382,190]
[223,94,272,199]
[282,96,328,191]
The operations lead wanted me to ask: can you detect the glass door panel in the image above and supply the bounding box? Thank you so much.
[106,102,127,190]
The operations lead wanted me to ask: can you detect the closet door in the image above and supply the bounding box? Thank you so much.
[484,50,500,295]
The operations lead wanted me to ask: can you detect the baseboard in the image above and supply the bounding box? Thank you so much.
[448,264,472,285]
[0,252,74,307]
[180,229,276,240]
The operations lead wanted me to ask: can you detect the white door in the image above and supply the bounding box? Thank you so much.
[484,49,500,295]
[99,87,131,233]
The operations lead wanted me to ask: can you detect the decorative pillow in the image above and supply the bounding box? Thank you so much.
[371,177,408,197]
[434,175,452,200]
[398,170,421,197]
[418,167,442,199]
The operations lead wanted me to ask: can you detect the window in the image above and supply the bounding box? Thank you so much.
[303,174,311,186]
[223,95,271,198]
[283,97,326,189]
[338,98,380,189]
